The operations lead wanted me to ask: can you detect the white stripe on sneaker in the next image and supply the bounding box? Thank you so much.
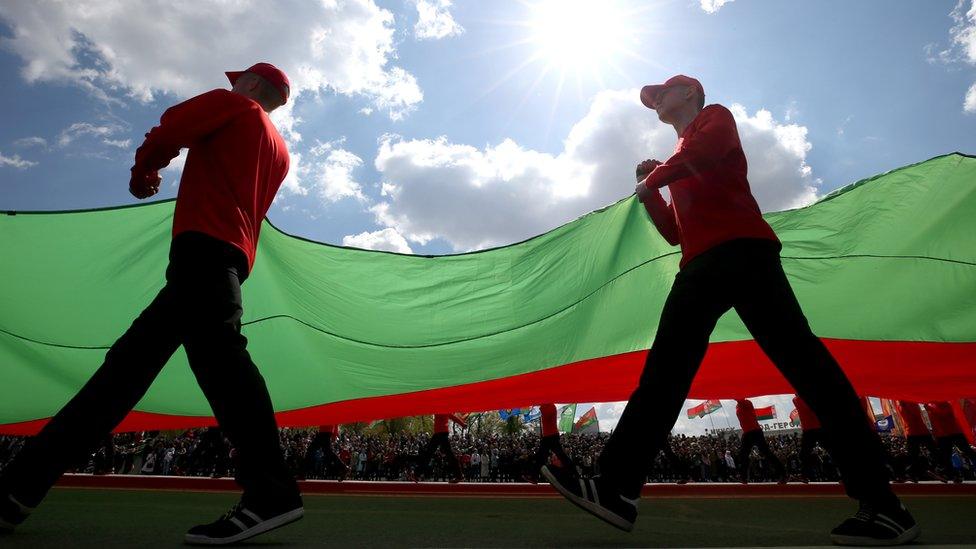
[874,513,906,534]
[619,494,639,507]
[229,517,248,532]
[8,495,33,514]
[185,507,304,546]
[540,466,633,533]
[240,508,262,524]
[588,479,600,506]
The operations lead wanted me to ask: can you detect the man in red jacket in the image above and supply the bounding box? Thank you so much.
[303,425,349,481]
[924,401,976,483]
[524,404,575,483]
[415,413,467,483]
[793,396,826,483]
[0,63,303,545]
[542,75,917,546]
[893,400,944,482]
[734,399,787,484]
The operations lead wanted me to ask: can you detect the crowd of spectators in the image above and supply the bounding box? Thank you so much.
[1,427,973,484]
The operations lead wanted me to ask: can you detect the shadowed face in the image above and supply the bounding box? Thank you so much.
[231,72,285,113]
[654,85,695,123]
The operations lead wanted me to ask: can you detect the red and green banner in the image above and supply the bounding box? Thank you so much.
[687,399,723,419]
[754,405,777,421]
[573,407,599,434]
[1,153,976,434]
[558,404,577,434]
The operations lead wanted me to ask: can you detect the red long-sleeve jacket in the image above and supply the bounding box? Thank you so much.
[923,402,963,438]
[642,104,779,267]
[792,396,822,431]
[735,400,761,433]
[318,424,340,441]
[434,413,467,433]
[540,403,559,437]
[894,401,929,437]
[133,89,289,271]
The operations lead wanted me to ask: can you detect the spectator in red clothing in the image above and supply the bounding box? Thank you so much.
[734,399,786,484]
[303,425,349,481]
[894,401,944,482]
[543,75,916,546]
[924,402,976,483]
[415,413,467,483]
[0,63,303,545]
[794,396,825,482]
[524,404,575,483]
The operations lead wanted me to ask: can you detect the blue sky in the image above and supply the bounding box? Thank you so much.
[1,0,973,433]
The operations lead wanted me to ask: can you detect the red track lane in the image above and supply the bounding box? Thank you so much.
[3,339,975,435]
[53,474,976,499]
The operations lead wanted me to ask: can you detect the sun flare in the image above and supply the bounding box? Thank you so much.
[528,0,636,72]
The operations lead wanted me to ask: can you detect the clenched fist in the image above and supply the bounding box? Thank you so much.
[635,159,662,181]
[129,169,162,199]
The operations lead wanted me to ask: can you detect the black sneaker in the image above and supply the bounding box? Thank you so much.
[830,502,920,546]
[0,493,34,532]
[540,464,637,532]
[184,500,304,545]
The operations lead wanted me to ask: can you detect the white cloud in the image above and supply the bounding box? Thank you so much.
[0,152,38,169]
[342,228,413,254]
[837,115,853,136]
[300,139,367,203]
[700,0,735,14]
[161,150,188,188]
[0,0,423,120]
[371,89,819,252]
[102,138,131,149]
[951,1,976,113]
[58,122,118,147]
[13,136,47,148]
[950,0,976,63]
[414,0,464,40]
[932,1,976,113]
[279,151,307,197]
[730,104,819,209]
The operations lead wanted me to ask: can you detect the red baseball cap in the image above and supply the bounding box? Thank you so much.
[640,75,704,110]
[225,62,290,104]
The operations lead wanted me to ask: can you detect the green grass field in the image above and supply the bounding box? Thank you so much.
[2,488,974,547]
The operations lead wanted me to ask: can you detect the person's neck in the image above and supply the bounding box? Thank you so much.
[671,107,702,137]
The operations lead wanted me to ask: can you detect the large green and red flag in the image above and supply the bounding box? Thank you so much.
[1,153,976,434]
[573,407,599,434]
[558,404,578,434]
[687,399,723,419]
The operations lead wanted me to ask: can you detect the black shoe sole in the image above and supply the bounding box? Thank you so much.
[541,466,634,532]
[830,524,920,546]
[184,507,304,546]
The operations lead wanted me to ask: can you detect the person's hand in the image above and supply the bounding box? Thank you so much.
[635,179,656,202]
[635,159,662,181]
[129,169,161,199]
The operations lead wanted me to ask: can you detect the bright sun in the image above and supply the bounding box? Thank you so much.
[528,0,636,73]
